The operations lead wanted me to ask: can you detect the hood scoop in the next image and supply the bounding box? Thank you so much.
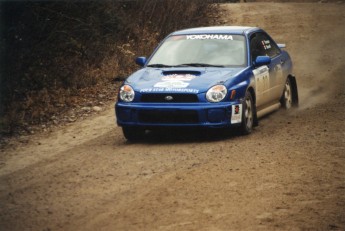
[162,70,201,76]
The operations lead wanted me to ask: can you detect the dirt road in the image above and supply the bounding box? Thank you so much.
[1,3,344,231]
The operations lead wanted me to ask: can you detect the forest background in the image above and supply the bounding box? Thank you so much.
[0,0,236,135]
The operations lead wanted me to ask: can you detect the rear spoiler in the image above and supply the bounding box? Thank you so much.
[278,44,286,49]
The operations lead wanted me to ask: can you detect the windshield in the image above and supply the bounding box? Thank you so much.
[147,34,247,67]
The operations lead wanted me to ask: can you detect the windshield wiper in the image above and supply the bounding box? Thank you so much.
[147,64,173,68]
[177,63,226,68]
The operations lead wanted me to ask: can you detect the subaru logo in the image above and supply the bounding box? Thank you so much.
[165,95,173,101]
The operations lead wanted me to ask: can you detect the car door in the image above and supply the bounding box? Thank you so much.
[260,33,285,102]
[250,32,284,107]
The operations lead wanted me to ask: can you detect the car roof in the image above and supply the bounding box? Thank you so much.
[171,26,261,36]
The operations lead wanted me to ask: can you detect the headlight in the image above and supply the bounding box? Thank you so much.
[119,85,135,102]
[206,85,227,103]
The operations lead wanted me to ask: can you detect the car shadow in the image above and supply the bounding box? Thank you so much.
[125,127,240,144]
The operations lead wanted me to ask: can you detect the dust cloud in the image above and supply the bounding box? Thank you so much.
[293,22,345,110]
[298,66,345,110]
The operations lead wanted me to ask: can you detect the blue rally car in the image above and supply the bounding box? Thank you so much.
[115,26,298,140]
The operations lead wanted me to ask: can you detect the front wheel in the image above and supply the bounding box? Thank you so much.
[122,127,145,141]
[238,91,254,135]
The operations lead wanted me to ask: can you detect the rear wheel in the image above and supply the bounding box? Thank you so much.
[239,91,254,135]
[122,127,145,141]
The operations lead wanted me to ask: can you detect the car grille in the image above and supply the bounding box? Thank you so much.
[140,94,198,103]
[138,110,199,124]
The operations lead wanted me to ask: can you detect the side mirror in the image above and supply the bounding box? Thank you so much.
[254,56,271,67]
[135,57,147,67]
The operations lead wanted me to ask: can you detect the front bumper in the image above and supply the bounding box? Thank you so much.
[115,101,242,128]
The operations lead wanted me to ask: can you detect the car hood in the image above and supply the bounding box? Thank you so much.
[125,67,245,94]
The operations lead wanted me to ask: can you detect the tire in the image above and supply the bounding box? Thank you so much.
[122,127,145,141]
[281,78,293,109]
[239,91,254,135]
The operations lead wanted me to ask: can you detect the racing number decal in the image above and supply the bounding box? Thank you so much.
[253,65,269,94]
[231,104,242,124]
[274,64,284,83]
[253,65,269,105]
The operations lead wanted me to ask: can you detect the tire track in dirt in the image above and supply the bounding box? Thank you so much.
[1,2,345,231]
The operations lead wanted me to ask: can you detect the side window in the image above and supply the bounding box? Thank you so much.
[250,32,281,62]
[250,33,266,62]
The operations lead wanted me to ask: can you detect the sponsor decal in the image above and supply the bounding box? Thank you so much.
[170,35,185,41]
[253,65,269,76]
[186,34,233,40]
[141,75,199,93]
[262,40,271,50]
[231,104,242,124]
[154,80,189,88]
[162,74,195,81]
[140,88,199,94]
